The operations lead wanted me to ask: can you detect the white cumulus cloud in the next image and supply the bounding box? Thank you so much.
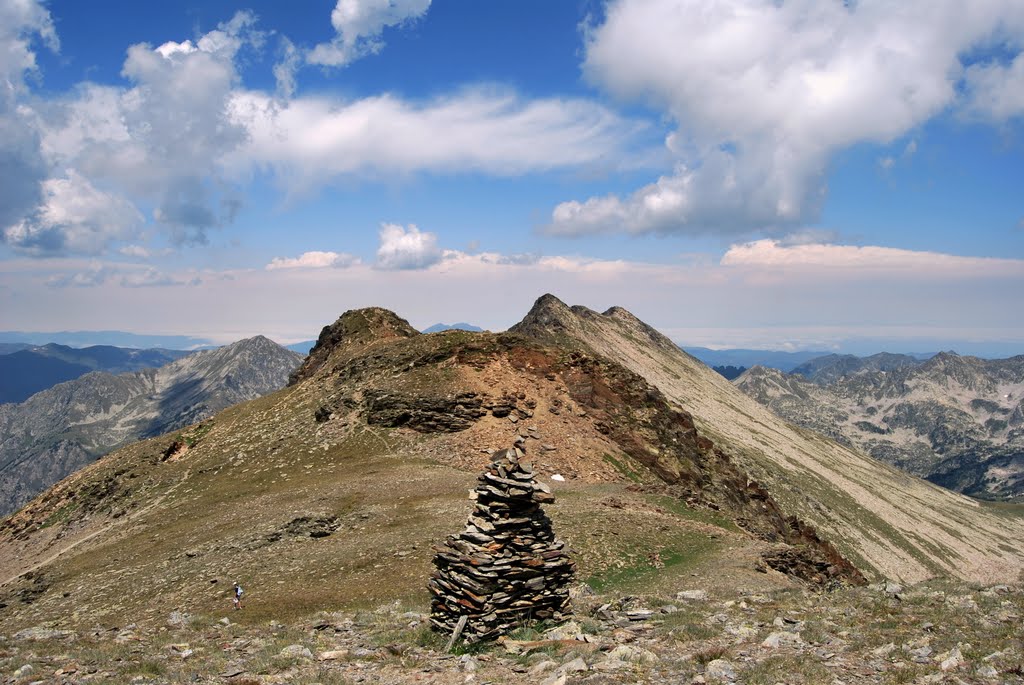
[0,0,57,237]
[37,11,260,248]
[375,223,442,270]
[3,171,143,256]
[308,0,431,67]
[266,250,359,270]
[549,0,1024,236]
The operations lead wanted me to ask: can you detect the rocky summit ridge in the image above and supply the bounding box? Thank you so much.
[511,295,1024,584]
[0,296,1021,641]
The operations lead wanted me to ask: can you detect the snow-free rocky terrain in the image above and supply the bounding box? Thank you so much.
[1,295,1022,683]
[735,353,1024,500]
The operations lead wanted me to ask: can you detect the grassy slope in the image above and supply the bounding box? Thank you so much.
[0,332,797,632]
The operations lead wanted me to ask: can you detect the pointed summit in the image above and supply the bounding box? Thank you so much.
[509,293,590,342]
[519,293,573,322]
[511,295,681,358]
[222,335,280,353]
[291,307,419,384]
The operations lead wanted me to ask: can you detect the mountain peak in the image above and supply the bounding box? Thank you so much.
[526,293,573,318]
[225,334,277,350]
[290,307,418,384]
[509,294,589,341]
[510,295,681,357]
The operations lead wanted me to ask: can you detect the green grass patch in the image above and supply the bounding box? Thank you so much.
[602,453,644,483]
[40,499,80,529]
[585,533,715,592]
[645,494,741,532]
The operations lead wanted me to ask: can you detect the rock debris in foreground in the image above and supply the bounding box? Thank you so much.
[429,447,575,642]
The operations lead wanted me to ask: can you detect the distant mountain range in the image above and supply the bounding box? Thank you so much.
[285,341,316,354]
[0,343,32,355]
[789,352,928,384]
[711,365,747,380]
[0,336,302,516]
[735,352,1024,500]
[0,344,190,404]
[0,330,211,349]
[684,347,837,372]
[422,322,484,333]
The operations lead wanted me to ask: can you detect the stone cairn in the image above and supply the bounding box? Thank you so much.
[429,446,575,643]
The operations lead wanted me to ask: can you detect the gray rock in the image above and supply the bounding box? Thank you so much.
[543,621,583,641]
[976,664,999,678]
[907,645,933,662]
[705,658,736,681]
[529,659,558,676]
[559,657,589,674]
[939,645,965,672]
[761,631,804,648]
[676,590,709,601]
[608,645,657,664]
[167,611,189,627]
[593,657,627,671]
[279,644,313,659]
[13,627,73,641]
[540,674,567,685]
[13,665,34,678]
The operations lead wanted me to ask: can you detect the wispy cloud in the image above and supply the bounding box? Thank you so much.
[4,2,649,258]
[721,240,1024,278]
[266,250,359,270]
[229,88,646,192]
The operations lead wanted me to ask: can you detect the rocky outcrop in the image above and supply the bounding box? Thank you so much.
[364,391,488,433]
[362,390,537,434]
[290,308,419,385]
[429,447,574,643]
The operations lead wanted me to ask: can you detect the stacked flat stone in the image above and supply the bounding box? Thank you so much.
[429,447,575,642]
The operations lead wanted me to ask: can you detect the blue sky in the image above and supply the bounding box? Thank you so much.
[1,0,1023,353]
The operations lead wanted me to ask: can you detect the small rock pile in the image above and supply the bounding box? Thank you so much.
[429,447,575,642]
